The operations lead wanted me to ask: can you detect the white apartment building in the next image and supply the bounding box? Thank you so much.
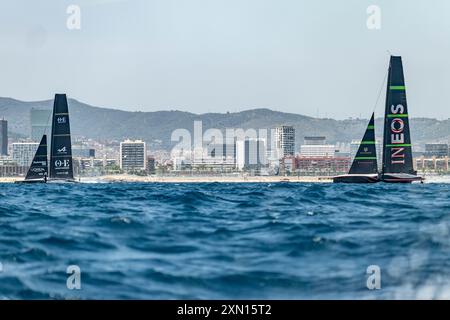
[299,144,336,158]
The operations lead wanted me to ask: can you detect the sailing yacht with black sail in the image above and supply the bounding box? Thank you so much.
[48,94,75,183]
[333,113,379,183]
[15,135,48,184]
[380,56,423,183]
[334,55,423,184]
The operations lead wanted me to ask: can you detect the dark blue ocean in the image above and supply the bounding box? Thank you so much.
[1,182,450,300]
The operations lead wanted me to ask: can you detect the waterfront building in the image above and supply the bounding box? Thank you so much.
[416,156,450,173]
[274,126,295,159]
[0,164,28,177]
[192,157,236,172]
[296,156,351,176]
[300,145,336,157]
[170,142,238,172]
[300,136,335,158]
[120,140,146,172]
[300,136,336,158]
[280,156,297,175]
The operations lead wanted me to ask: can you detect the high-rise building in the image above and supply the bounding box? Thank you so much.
[275,126,295,158]
[30,109,52,142]
[236,139,267,170]
[0,119,7,156]
[12,142,39,166]
[120,140,146,171]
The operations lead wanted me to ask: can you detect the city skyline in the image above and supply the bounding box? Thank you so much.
[1,1,450,119]
[2,1,450,304]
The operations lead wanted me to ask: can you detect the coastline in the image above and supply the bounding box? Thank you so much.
[98,175,332,183]
[1,174,447,183]
[0,175,332,184]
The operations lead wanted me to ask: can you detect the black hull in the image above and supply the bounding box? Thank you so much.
[381,173,424,184]
[333,175,380,184]
[14,179,46,184]
[47,179,78,184]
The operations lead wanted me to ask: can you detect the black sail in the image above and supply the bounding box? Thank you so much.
[382,56,415,175]
[25,134,48,181]
[49,94,74,180]
[349,113,378,174]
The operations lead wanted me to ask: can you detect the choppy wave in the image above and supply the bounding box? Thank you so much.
[0,182,449,299]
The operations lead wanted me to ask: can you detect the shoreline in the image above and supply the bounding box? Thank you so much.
[0,175,332,184]
[98,175,332,183]
[2,174,447,184]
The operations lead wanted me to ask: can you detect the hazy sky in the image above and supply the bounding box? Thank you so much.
[0,0,449,119]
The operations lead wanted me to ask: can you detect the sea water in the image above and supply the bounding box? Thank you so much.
[0,182,449,299]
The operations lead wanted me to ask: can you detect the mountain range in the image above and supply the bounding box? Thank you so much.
[0,97,449,151]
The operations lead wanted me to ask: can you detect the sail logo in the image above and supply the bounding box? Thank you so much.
[57,146,68,154]
[55,159,70,168]
[31,168,45,173]
[390,104,406,165]
[57,117,66,124]
[32,161,46,166]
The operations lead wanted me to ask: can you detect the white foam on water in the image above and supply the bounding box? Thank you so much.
[78,178,108,184]
[391,277,450,300]
[423,175,450,184]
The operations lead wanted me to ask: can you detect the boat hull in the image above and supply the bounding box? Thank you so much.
[47,179,78,184]
[381,173,424,184]
[14,179,46,184]
[333,174,380,184]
